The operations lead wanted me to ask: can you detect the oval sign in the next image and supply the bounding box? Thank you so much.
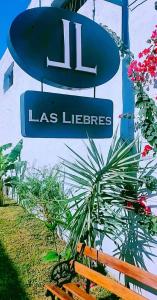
[8,7,120,89]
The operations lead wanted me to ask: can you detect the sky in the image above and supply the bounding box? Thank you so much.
[0,0,31,59]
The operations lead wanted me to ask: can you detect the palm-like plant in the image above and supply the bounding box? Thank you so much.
[60,135,157,291]
[0,140,23,206]
[62,135,143,254]
[61,134,157,290]
[113,209,157,286]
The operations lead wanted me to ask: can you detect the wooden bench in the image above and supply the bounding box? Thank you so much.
[45,243,157,300]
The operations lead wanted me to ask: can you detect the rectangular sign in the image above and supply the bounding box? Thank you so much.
[20,91,113,138]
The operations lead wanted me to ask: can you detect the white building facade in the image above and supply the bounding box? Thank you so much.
[0,0,156,167]
[0,0,157,297]
[0,0,123,167]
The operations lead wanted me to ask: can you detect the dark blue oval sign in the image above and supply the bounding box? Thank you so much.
[8,7,120,89]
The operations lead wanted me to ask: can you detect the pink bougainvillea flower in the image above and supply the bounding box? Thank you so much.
[141,150,148,157]
[128,28,157,91]
[137,197,147,209]
[138,52,143,58]
[151,29,157,39]
[144,145,153,151]
[128,67,133,77]
[136,76,141,81]
[127,201,133,208]
[136,195,152,215]
[140,202,146,208]
[143,48,151,55]
[145,206,152,215]
[138,195,147,202]
[141,145,153,156]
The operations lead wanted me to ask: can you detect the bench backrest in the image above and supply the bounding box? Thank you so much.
[74,260,147,300]
[77,243,157,291]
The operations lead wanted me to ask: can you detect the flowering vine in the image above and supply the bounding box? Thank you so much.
[128,27,157,86]
[128,26,157,153]
[122,26,157,224]
[102,23,157,155]
[100,24,157,235]
[126,195,151,215]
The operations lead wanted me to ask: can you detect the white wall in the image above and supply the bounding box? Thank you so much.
[1,0,156,168]
[0,0,157,297]
[0,0,123,168]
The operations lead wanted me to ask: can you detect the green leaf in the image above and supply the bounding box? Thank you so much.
[63,160,94,181]
[7,140,23,162]
[42,251,59,262]
[0,143,12,153]
[65,145,96,172]
[5,163,15,171]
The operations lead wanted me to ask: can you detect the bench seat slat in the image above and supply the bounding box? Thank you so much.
[77,243,157,290]
[74,261,148,300]
[45,283,73,300]
[63,283,96,300]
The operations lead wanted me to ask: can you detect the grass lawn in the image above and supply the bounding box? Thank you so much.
[0,199,65,300]
[0,199,121,300]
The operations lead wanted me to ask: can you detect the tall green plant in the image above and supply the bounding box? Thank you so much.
[16,167,71,234]
[62,136,143,254]
[0,140,23,206]
[61,135,157,289]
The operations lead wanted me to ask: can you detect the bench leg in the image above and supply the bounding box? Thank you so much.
[85,279,91,294]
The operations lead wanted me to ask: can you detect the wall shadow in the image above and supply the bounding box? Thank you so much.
[0,242,30,300]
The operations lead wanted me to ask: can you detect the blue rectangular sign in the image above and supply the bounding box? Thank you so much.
[20,91,113,138]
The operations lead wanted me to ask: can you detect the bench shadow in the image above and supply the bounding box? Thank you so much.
[0,241,30,300]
